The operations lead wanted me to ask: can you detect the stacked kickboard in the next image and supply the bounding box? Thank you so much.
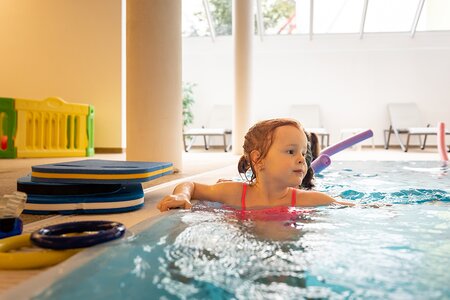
[18,160,173,214]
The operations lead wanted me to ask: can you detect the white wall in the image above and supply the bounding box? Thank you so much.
[182,32,450,147]
[0,0,122,149]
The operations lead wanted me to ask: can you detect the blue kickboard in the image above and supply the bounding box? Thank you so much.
[18,175,122,195]
[22,180,145,215]
[30,159,173,184]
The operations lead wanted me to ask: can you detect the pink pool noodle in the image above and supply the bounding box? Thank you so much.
[321,129,373,157]
[437,122,448,162]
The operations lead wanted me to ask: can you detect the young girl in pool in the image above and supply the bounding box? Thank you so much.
[157,118,353,212]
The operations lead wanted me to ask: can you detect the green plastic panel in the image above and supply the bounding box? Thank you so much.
[86,105,95,156]
[0,98,17,158]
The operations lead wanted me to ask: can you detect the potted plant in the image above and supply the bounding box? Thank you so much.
[182,82,196,128]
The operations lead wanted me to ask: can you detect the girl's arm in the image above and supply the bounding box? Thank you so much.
[157,182,195,212]
[157,181,242,212]
[299,190,355,207]
[299,191,390,208]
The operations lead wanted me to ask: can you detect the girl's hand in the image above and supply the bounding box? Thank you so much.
[157,194,193,212]
[360,203,392,208]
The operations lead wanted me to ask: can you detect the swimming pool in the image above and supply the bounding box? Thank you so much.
[9,161,450,299]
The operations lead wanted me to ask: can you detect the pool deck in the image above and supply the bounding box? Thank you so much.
[0,150,240,296]
[0,146,445,296]
[1,164,238,298]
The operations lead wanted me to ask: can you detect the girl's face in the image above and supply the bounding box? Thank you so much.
[259,125,308,187]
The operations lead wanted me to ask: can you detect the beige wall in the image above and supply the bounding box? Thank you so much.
[0,0,122,149]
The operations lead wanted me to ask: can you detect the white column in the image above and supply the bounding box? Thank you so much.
[233,0,253,155]
[126,0,182,170]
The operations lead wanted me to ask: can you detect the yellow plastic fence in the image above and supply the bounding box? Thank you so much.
[14,97,91,158]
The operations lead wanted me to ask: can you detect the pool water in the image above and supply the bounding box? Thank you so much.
[32,161,449,300]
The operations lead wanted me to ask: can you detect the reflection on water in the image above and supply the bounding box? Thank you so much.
[34,161,450,300]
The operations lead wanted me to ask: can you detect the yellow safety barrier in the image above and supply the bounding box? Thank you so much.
[0,234,79,270]
[14,97,91,158]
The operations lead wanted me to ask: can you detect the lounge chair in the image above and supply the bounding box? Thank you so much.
[183,104,232,152]
[384,103,450,152]
[288,105,330,147]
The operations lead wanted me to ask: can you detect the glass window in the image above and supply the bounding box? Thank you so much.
[364,0,421,32]
[417,0,450,31]
[295,0,311,34]
[313,0,364,34]
[209,0,232,36]
[182,0,211,37]
[261,0,297,35]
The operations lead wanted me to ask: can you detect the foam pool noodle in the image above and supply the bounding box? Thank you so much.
[321,129,373,157]
[437,122,448,164]
[312,129,374,174]
[311,154,331,174]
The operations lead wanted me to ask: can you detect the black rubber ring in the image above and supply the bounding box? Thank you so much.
[30,220,126,250]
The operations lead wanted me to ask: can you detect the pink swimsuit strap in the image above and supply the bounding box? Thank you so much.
[241,183,297,210]
[241,183,248,210]
[291,187,297,207]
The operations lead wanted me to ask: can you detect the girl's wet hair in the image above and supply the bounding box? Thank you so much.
[301,131,316,190]
[308,132,320,161]
[237,118,316,189]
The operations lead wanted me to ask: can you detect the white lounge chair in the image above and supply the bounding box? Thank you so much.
[288,105,330,147]
[183,104,232,152]
[385,103,450,152]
